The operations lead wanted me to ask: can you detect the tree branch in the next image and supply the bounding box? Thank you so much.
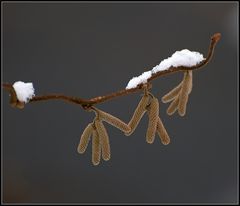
[2,33,221,110]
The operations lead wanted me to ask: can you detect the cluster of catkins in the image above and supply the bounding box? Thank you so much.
[77,71,193,165]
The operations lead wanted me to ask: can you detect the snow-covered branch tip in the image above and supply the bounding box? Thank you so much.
[3,33,221,165]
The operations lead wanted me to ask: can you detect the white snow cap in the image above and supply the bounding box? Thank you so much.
[152,49,204,73]
[12,81,35,103]
[126,71,151,90]
[126,49,204,89]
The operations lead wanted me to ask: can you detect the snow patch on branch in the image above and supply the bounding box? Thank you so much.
[152,49,205,73]
[13,81,35,103]
[126,49,204,89]
[126,71,151,90]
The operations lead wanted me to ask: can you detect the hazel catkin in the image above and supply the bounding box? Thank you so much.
[97,109,131,133]
[178,71,192,116]
[77,123,94,154]
[166,96,180,116]
[95,119,111,161]
[146,97,159,144]
[125,94,150,136]
[162,82,182,103]
[156,117,170,145]
[92,128,101,166]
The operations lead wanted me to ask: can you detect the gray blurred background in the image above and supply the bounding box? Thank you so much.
[2,2,238,204]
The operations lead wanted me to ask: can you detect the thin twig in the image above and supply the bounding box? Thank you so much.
[2,33,221,110]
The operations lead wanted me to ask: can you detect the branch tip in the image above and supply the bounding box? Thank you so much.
[212,33,221,43]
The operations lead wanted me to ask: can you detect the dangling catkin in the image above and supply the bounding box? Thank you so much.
[95,119,111,161]
[156,117,170,145]
[146,97,159,144]
[77,123,93,154]
[162,81,182,103]
[187,70,193,94]
[178,71,192,116]
[92,128,101,166]
[96,109,131,133]
[167,96,179,115]
[125,94,149,136]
